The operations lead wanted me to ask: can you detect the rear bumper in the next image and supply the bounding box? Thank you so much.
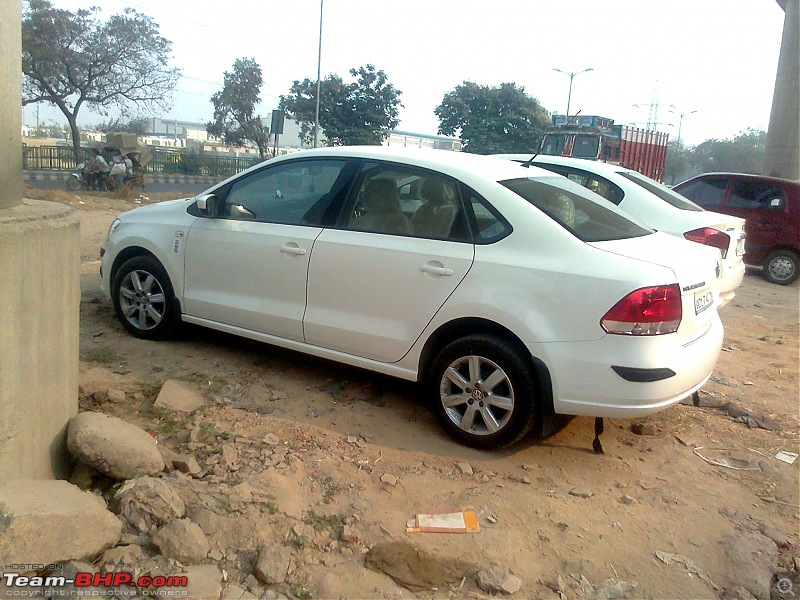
[530,312,723,418]
[718,259,745,308]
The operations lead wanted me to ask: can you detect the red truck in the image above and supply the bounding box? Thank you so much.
[540,115,669,182]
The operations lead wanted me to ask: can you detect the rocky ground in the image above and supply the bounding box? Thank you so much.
[9,189,800,599]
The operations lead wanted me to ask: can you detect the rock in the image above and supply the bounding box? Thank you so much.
[0,480,121,570]
[188,507,222,534]
[67,411,164,480]
[41,561,96,597]
[476,566,523,595]
[152,519,210,564]
[675,434,698,447]
[509,474,531,484]
[724,533,778,599]
[107,388,127,403]
[569,487,593,499]
[69,461,102,490]
[172,454,202,476]
[456,462,474,476]
[223,584,258,599]
[631,422,656,436]
[759,525,791,549]
[154,379,205,413]
[209,548,224,561]
[254,544,292,585]
[220,444,239,469]
[264,433,280,445]
[342,525,359,543]
[723,585,758,600]
[111,476,185,534]
[620,495,636,505]
[182,565,222,600]
[758,460,782,477]
[100,544,145,567]
[380,473,398,486]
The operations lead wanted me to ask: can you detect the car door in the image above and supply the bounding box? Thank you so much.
[183,158,350,341]
[304,162,475,363]
[724,176,787,261]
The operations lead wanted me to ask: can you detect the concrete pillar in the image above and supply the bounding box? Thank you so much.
[762,0,800,180]
[1,0,23,208]
[0,0,80,479]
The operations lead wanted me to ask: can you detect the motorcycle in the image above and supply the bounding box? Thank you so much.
[66,162,146,192]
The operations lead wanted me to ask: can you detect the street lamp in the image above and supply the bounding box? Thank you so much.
[313,0,323,148]
[553,67,593,117]
[668,106,697,148]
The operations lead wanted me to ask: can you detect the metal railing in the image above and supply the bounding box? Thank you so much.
[23,145,265,176]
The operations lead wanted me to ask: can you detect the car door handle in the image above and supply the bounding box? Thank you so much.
[420,264,453,276]
[280,243,307,256]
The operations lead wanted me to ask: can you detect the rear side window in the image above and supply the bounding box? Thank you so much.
[501,176,652,242]
[618,171,704,211]
[533,163,624,205]
[459,184,511,243]
[729,179,784,210]
[676,176,729,207]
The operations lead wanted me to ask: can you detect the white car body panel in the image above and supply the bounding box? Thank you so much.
[494,154,746,306]
[100,146,725,428]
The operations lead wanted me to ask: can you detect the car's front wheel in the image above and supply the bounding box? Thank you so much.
[763,250,799,285]
[112,255,178,340]
[427,335,538,449]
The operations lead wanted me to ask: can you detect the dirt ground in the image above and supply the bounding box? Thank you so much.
[51,189,800,598]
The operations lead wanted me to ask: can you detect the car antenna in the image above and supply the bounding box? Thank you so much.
[521,110,583,168]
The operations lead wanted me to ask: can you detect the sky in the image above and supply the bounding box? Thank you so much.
[25,0,787,147]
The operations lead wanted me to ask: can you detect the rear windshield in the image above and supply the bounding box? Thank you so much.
[619,171,704,211]
[501,176,652,242]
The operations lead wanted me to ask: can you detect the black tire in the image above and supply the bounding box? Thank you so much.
[112,255,178,340]
[763,250,799,285]
[426,334,538,449]
[66,176,83,192]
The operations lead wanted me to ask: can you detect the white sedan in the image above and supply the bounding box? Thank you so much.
[101,147,723,449]
[495,155,746,307]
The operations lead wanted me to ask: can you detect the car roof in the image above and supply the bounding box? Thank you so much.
[272,147,558,183]
[493,154,635,176]
[676,172,800,188]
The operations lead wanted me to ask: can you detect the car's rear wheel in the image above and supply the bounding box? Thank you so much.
[427,335,538,449]
[112,256,177,340]
[763,250,799,285]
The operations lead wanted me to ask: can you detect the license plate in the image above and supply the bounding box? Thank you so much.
[694,290,714,315]
[736,237,745,256]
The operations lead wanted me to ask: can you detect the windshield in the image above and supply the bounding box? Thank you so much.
[619,171,704,211]
[572,135,600,158]
[501,176,652,242]
[541,134,566,156]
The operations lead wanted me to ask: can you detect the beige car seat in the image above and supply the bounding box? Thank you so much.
[351,178,411,234]
[411,179,458,238]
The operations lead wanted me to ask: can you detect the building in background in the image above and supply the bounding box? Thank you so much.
[384,129,461,151]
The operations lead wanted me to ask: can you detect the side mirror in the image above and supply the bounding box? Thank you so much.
[196,193,219,217]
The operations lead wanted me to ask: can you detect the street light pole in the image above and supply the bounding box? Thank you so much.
[313,0,323,148]
[668,106,697,148]
[553,67,593,117]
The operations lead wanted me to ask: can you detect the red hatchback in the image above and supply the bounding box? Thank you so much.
[674,173,800,285]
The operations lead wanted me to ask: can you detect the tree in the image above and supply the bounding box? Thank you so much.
[435,82,551,154]
[22,0,180,158]
[280,64,402,146]
[663,129,767,184]
[95,116,150,135]
[207,58,271,159]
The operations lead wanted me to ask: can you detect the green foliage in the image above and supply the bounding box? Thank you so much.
[207,58,271,159]
[280,64,402,146]
[663,129,766,184]
[162,152,203,175]
[435,81,551,154]
[22,0,180,159]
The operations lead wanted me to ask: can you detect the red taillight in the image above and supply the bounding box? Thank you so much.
[684,227,730,258]
[601,284,682,335]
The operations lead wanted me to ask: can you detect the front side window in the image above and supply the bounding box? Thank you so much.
[501,176,652,242]
[676,176,729,207]
[619,171,704,211]
[541,134,566,156]
[729,179,784,210]
[221,159,347,225]
[342,163,470,241]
